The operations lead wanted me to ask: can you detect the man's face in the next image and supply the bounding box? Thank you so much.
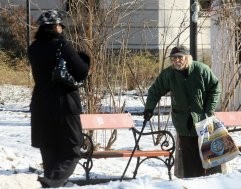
[170,55,187,70]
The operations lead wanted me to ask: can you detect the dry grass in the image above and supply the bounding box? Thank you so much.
[0,51,33,86]
[0,64,32,86]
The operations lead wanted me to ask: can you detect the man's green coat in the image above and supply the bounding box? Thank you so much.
[145,61,221,136]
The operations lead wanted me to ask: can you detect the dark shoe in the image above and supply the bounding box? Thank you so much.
[37,176,66,188]
[37,176,50,188]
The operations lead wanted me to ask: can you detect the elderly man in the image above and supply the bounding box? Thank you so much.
[144,45,222,178]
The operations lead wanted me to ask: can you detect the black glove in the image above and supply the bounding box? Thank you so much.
[143,109,153,121]
[206,111,214,117]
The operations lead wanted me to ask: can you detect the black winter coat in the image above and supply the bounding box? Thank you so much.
[28,34,89,149]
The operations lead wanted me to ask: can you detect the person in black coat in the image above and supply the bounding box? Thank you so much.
[27,10,90,188]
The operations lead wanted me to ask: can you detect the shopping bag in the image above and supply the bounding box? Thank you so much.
[195,115,239,169]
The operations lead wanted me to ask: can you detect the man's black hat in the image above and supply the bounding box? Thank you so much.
[170,46,190,57]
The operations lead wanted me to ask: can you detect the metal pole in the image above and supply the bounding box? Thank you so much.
[26,0,31,48]
[120,120,148,181]
[190,0,198,60]
[26,0,32,87]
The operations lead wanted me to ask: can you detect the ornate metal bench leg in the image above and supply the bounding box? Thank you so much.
[165,153,175,180]
[168,167,172,180]
[79,133,94,181]
[132,157,141,179]
[78,159,92,181]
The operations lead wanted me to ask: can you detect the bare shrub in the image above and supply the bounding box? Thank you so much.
[0,6,28,57]
[125,51,160,90]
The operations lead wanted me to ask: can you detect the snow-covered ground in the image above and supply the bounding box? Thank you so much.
[0,84,241,189]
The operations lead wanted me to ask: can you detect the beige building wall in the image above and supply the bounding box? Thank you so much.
[100,0,210,51]
[0,0,211,52]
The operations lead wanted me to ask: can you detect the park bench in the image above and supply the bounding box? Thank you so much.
[215,111,241,133]
[78,113,175,181]
[215,111,241,151]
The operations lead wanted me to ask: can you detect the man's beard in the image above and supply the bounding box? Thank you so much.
[173,63,187,70]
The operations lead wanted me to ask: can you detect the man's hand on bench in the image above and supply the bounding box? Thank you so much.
[143,109,153,121]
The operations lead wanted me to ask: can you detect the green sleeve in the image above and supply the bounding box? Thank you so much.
[145,70,170,111]
[203,68,221,115]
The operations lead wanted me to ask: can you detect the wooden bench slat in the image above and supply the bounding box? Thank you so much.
[92,150,170,159]
[215,111,241,127]
[80,113,134,130]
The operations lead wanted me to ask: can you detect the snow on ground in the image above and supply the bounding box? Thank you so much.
[0,84,241,189]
